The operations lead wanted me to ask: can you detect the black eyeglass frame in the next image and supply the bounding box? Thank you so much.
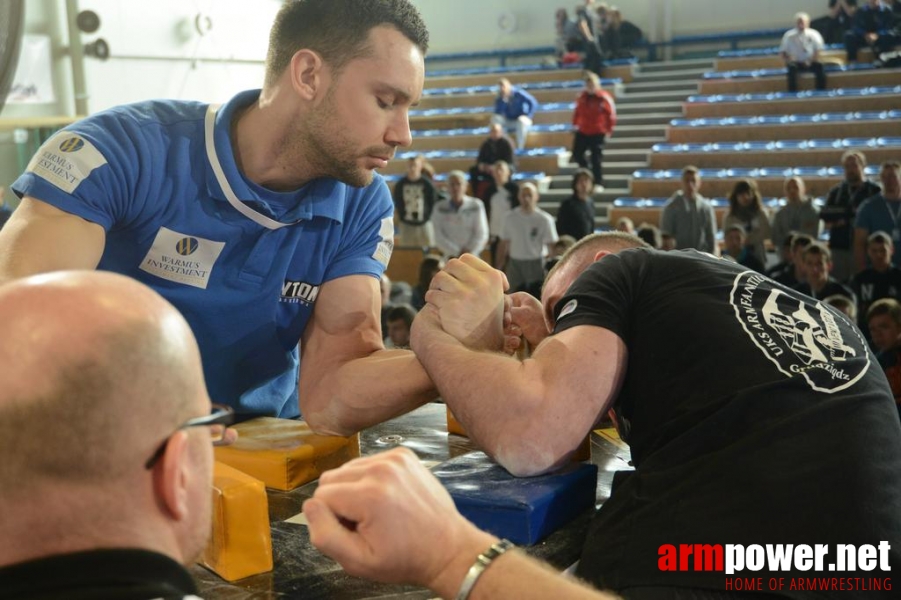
[144,403,235,470]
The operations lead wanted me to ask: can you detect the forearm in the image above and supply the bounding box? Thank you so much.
[300,348,436,436]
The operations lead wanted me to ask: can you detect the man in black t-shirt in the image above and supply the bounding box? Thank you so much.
[853,231,901,336]
[413,232,901,599]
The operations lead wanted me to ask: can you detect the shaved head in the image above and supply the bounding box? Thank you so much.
[0,271,213,565]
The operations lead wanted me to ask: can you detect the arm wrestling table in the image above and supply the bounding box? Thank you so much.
[191,402,632,599]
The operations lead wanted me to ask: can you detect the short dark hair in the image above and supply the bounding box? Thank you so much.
[572,168,594,190]
[386,304,416,328]
[265,0,429,87]
[868,298,901,326]
[802,241,832,263]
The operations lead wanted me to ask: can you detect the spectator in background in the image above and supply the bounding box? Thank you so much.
[845,0,900,60]
[485,160,520,266]
[0,187,12,230]
[722,226,766,273]
[469,123,515,200]
[780,12,827,93]
[774,233,815,287]
[572,72,616,190]
[794,242,856,302]
[766,235,795,278]
[812,0,859,45]
[384,304,417,348]
[556,168,597,240]
[852,231,901,334]
[410,255,444,311]
[576,2,605,74]
[544,234,577,274]
[379,273,394,339]
[660,165,718,254]
[821,150,882,281]
[771,176,821,252]
[824,294,858,321]
[601,7,643,59]
[724,178,771,266]
[496,183,558,293]
[615,216,634,233]
[855,161,901,270]
[393,155,437,248]
[866,298,901,415]
[491,78,538,152]
[660,232,677,250]
[554,7,582,61]
[431,171,489,260]
[636,223,662,248]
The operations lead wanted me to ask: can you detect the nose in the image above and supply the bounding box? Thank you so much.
[386,109,413,149]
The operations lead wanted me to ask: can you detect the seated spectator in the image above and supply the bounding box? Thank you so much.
[393,155,437,248]
[554,7,582,59]
[0,271,234,598]
[866,298,901,415]
[771,176,821,252]
[795,242,856,302]
[572,72,616,189]
[556,168,596,240]
[845,0,900,61]
[724,178,772,265]
[723,226,766,273]
[773,232,815,287]
[491,79,538,152]
[469,124,515,200]
[0,186,12,230]
[601,7,642,58]
[660,165,718,254]
[821,150,882,281]
[410,255,444,311]
[854,160,901,270]
[431,171,489,259]
[636,222,662,248]
[485,160,520,267]
[615,216,634,233]
[766,235,795,278]
[384,304,417,348]
[496,183,558,293]
[544,234,577,274]
[851,231,901,333]
[824,294,858,321]
[812,0,859,45]
[780,12,827,92]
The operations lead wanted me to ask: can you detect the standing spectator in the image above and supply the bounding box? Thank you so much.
[723,178,771,265]
[854,161,901,270]
[491,78,538,152]
[556,168,596,240]
[821,150,882,281]
[722,226,766,273]
[554,8,582,60]
[780,12,827,92]
[794,242,856,302]
[771,176,821,252]
[572,72,616,190]
[0,186,12,230]
[845,0,900,61]
[812,0,859,45]
[660,165,718,254]
[431,171,489,259]
[384,304,417,348]
[496,183,558,292]
[851,231,901,333]
[468,123,515,200]
[392,155,436,248]
[485,160,520,266]
[576,2,604,74]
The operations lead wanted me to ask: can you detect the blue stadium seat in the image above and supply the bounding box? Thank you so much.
[877,137,901,147]
[699,168,728,178]
[774,140,807,150]
[807,139,844,149]
[793,167,829,177]
[758,168,794,178]
[613,197,646,207]
[725,168,760,178]
[841,137,878,148]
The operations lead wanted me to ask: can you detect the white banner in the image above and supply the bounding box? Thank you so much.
[7,34,55,104]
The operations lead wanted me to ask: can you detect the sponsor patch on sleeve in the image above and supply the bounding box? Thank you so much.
[26,131,108,194]
[372,216,395,268]
[558,299,579,320]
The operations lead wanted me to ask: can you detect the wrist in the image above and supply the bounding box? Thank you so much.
[427,524,498,599]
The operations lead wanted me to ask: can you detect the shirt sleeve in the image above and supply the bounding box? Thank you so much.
[323,179,394,282]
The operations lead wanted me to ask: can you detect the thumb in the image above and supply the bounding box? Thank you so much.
[304,498,367,570]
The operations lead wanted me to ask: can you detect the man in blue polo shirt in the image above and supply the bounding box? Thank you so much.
[491,78,538,152]
[0,0,437,434]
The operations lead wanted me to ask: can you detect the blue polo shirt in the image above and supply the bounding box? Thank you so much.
[12,90,394,418]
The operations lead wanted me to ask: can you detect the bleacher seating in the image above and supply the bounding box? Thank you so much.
[697,66,901,94]
[683,85,901,118]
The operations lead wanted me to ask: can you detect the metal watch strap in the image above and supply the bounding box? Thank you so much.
[455,539,515,600]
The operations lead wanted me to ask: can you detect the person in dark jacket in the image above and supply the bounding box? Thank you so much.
[556,169,596,240]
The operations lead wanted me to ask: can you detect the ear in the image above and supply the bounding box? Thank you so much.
[290,49,326,101]
[592,250,612,263]
[155,430,191,522]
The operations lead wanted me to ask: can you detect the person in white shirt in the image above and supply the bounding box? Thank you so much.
[780,12,827,92]
[432,170,489,259]
[496,182,559,292]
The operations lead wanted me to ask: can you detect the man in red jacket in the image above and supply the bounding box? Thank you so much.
[572,72,616,191]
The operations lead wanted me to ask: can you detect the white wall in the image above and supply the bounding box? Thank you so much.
[0,0,835,192]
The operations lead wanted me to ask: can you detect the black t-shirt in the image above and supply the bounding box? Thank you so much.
[793,278,856,303]
[556,194,596,240]
[392,177,436,225]
[557,249,901,594]
[852,266,901,331]
[821,180,881,249]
